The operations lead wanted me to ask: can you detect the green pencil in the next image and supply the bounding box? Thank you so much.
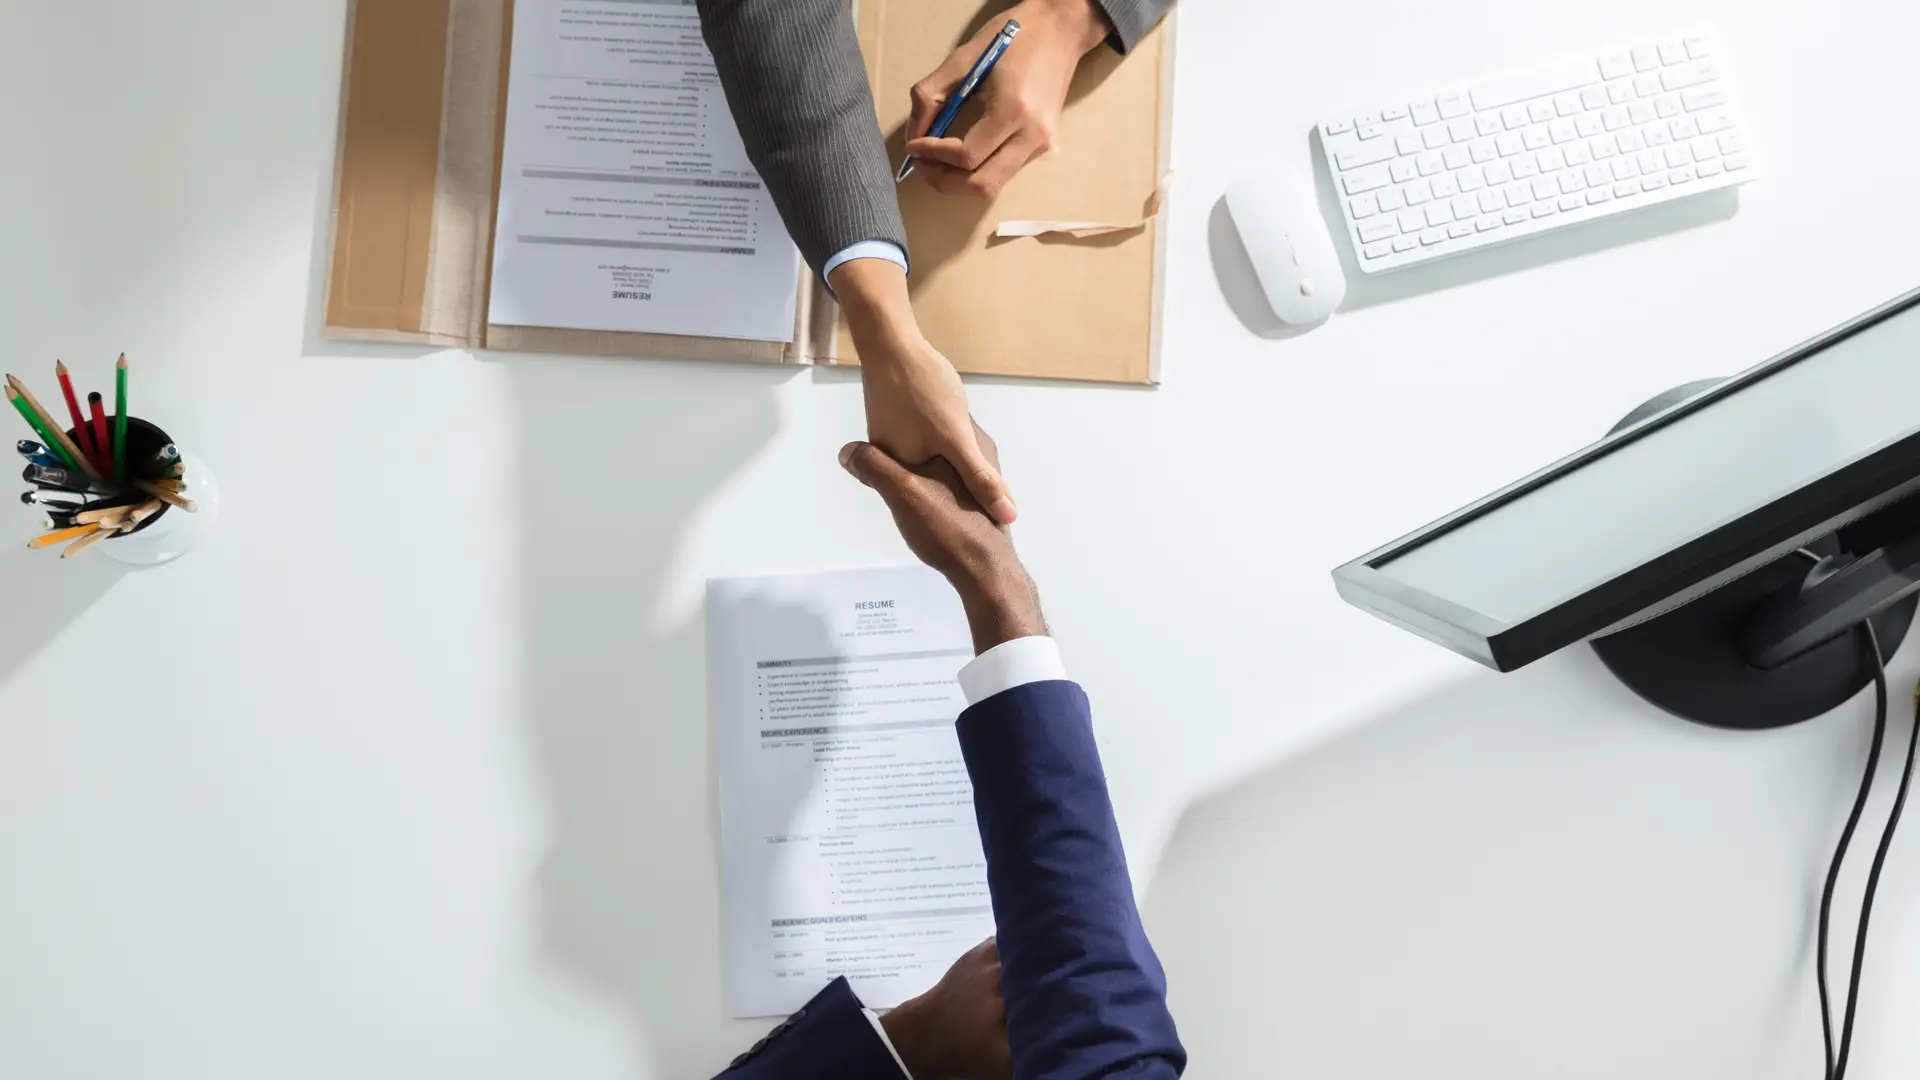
[113,354,128,484]
[7,385,81,472]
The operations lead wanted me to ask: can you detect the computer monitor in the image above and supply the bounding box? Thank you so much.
[1334,286,1920,729]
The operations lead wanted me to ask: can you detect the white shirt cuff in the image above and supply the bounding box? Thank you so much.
[862,1008,914,1079]
[823,240,909,290]
[958,636,1067,705]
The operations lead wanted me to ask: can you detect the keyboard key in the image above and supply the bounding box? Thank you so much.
[1443,145,1470,169]
[1449,117,1476,142]
[1478,189,1504,213]
[1533,201,1557,217]
[1448,221,1473,239]
[1357,122,1388,139]
[1337,143,1398,170]
[1632,46,1659,71]
[1405,178,1433,204]
[1363,239,1393,259]
[1476,214,1502,231]
[1613,158,1638,180]
[1628,101,1655,124]
[1382,105,1409,120]
[1398,208,1426,232]
[1512,155,1540,179]
[1468,58,1599,111]
[1388,159,1416,184]
[1476,113,1503,137]
[1483,160,1514,184]
[1538,146,1567,171]
[1392,235,1418,252]
[1505,182,1533,207]
[1559,170,1586,193]
[1501,105,1529,130]
[1503,208,1528,225]
[1496,132,1524,156]
[1655,94,1682,119]
[1460,169,1486,191]
[1549,118,1578,143]
[1690,137,1720,162]
[1670,165,1697,184]
[1717,132,1745,154]
[1565,142,1593,166]
[1698,109,1736,134]
[1531,175,1558,200]
[1658,41,1687,65]
[1638,149,1667,173]
[1602,106,1630,130]
[1425,202,1453,226]
[1378,188,1407,211]
[1416,151,1443,176]
[1587,186,1614,204]
[1558,193,1583,211]
[1420,227,1447,245]
[1358,111,1381,124]
[1682,86,1726,111]
[1670,116,1699,140]
[1592,135,1618,159]
[1350,193,1381,218]
[1725,151,1750,170]
[1600,52,1634,79]
[1452,194,1479,219]
[1528,100,1555,123]
[1431,173,1461,197]
[1684,35,1713,59]
[1523,127,1551,150]
[1633,73,1662,97]
[1661,62,1719,91]
[1580,85,1608,110]
[1698,159,1725,178]
[1646,126,1671,147]
[1617,129,1646,152]
[1359,220,1399,242]
[1396,133,1423,155]
[1342,163,1392,193]
[1325,119,1354,135]
[1469,139,1497,163]
[1665,144,1692,168]
[1642,173,1669,191]
[1436,92,1471,118]
[1554,92,1581,116]
[1584,162,1610,186]
[1576,113,1603,137]
[1608,80,1633,104]
[1614,180,1639,197]
[1424,127,1450,149]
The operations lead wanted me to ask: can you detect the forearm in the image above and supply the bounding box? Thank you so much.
[696,0,907,276]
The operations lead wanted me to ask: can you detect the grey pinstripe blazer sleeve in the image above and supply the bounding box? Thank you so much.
[697,0,1176,280]
[697,0,905,279]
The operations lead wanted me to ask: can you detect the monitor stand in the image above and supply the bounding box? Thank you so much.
[1589,380,1919,730]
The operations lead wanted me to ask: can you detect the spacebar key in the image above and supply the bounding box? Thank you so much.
[1469,58,1601,111]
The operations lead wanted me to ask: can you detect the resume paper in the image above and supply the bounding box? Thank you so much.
[489,0,800,341]
[708,567,994,1018]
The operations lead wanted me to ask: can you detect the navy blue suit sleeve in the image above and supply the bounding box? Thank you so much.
[956,680,1185,1080]
[714,976,903,1080]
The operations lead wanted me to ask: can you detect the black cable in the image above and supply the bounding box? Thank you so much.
[1815,626,1887,1080]
[1831,623,1920,1080]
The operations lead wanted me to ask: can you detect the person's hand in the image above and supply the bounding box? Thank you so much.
[904,0,1111,198]
[880,938,1013,1080]
[831,257,1017,525]
[839,440,1045,655]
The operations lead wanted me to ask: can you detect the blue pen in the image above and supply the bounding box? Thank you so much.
[897,20,1021,182]
[16,439,64,469]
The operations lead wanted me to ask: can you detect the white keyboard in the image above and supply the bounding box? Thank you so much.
[1319,30,1755,273]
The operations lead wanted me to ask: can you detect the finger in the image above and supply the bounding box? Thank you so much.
[839,441,914,498]
[907,52,976,140]
[956,131,1045,199]
[971,419,1002,473]
[905,105,1021,173]
[949,440,1017,525]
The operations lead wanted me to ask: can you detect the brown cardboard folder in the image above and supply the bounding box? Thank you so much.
[324,0,1173,384]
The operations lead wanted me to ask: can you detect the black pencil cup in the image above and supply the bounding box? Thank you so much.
[62,416,175,537]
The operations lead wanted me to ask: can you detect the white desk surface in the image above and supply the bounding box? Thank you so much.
[3,1,1919,1076]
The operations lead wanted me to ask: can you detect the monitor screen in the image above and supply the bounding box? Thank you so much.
[1335,288,1920,670]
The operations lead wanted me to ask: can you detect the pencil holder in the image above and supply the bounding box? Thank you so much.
[62,418,220,567]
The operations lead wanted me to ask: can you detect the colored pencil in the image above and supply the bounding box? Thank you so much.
[55,361,96,466]
[75,502,137,526]
[28,522,99,550]
[61,526,114,559]
[133,476,196,513]
[88,392,112,478]
[4,379,87,475]
[113,355,128,485]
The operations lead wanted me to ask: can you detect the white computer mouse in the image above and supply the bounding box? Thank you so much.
[1225,168,1346,324]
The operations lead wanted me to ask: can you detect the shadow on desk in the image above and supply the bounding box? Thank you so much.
[496,352,794,1073]
[1142,647,1855,1080]
[1210,143,1740,339]
[0,543,121,687]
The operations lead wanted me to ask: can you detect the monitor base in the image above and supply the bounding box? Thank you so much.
[1589,380,1918,729]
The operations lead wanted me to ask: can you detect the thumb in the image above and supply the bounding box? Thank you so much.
[950,442,1017,525]
[839,441,913,498]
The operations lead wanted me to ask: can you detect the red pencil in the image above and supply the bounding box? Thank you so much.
[88,392,112,476]
[55,360,96,465]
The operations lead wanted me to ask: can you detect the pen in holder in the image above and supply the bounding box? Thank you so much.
[10,358,219,566]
